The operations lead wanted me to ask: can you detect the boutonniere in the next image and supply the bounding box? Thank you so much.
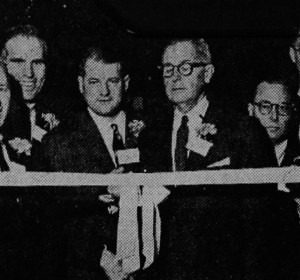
[186,121,217,157]
[195,122,217,142]
[128,120,146,138]
[8,138,32,156]
[41,113,60,131]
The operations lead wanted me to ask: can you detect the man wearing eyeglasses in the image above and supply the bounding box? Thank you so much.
[140,39,300,280]
[248,76,299,166]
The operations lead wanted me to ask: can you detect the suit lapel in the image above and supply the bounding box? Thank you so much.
[280,136,300,167]
[143,105,173,172]
[161,108,173,172]
[74,111,115,173]
[186,101,230,170]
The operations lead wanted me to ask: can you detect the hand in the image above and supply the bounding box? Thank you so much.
[107,167,125,198]
[111,166,125,174]
[100,246,129,280]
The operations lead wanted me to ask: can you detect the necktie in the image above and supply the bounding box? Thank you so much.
[0,138,9,171]
[175,115,189,171]
[28,105,36,140]
[111,124,125,167]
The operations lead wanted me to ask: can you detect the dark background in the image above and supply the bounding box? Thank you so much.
[0,0,299,113]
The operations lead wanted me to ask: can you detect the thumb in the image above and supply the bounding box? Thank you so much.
[111,167,125,174]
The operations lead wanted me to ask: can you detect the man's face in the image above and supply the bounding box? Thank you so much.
[248,82,293,144]
[0,67,11,127]
[290,35,300,73]
[5,35,46,101]
[78,58,129,116]
[162,41,213,112]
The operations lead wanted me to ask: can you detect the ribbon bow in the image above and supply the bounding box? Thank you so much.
[100,185,170,277]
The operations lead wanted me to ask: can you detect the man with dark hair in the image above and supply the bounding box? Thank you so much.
[140,38,300,280]
[1,24,61,149]
[248,75,299,166]
[30,42,151,279]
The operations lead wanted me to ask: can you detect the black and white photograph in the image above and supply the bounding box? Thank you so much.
[0,0,300,279]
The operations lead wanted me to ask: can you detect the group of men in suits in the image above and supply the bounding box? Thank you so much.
[0,24,300,279]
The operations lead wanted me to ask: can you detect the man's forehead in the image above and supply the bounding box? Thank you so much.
[84,59,122,77]
[163,41,198,63]
[255,82,290,102]
[5,35,44,58]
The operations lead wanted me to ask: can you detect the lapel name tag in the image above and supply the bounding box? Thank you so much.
[116,148,140,165]
[186,138,213,157]
[32,125,47,142]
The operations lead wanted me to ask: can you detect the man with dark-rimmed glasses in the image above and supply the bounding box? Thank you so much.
[140,38,300,280]
[248,75,299,166]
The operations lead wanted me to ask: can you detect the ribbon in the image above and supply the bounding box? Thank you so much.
[100,185,170,276]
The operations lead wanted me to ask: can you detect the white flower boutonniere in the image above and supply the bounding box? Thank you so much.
[187,122,217,157]
[195,123,217,142]
[128,119,146,138]
[42,113,60,130]
[8,138,32,156]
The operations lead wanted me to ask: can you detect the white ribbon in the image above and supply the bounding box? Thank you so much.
[104,185,170,275]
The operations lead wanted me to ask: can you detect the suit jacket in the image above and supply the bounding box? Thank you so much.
[139,98,300,280]
[141,99,278,172]
[280,133,300,167]
[1,92,66,168]
[29,108,147,279]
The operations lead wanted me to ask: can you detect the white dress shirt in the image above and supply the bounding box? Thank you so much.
[172,95,209,171]
[88,108,126,167]
[274,140,288,166]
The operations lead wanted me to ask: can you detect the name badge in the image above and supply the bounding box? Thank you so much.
[32,125,47,142]
[116,148,140,165]
[186,138,213,157]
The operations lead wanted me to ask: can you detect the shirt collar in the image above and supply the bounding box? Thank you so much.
[174,94,209,120]
[274,139,288,165]
[88,108,126,133]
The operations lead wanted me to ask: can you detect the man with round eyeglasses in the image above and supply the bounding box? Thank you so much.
[248,76,299,166]
[139,38,300,280]
[160,40,214,115]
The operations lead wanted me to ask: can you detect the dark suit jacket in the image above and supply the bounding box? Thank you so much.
[139,99,300,280]
[280,133,300,167]
[29,108,147,279]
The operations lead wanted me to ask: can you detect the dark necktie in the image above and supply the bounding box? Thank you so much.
[175,115,189,171]
[0,139,9,171]
[111,124,125,167]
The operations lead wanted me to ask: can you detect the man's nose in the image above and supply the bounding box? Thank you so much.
[270,106,279,121]
[99,82,110,96]
[24,62,34,78]
[172,67,182,82]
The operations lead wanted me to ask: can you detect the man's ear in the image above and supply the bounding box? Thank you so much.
[248,103,254,116]
[1,48,8,62]
[123,74,130,91]
[204,64,215,84]
[78,76,84,94]
[290,47,296,63]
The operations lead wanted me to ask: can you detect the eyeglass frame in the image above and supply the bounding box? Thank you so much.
[158,61,208,77]
[291,45,300,53]
[253,101,295,116]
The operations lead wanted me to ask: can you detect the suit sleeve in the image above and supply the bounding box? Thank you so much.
[232,116,278,168]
